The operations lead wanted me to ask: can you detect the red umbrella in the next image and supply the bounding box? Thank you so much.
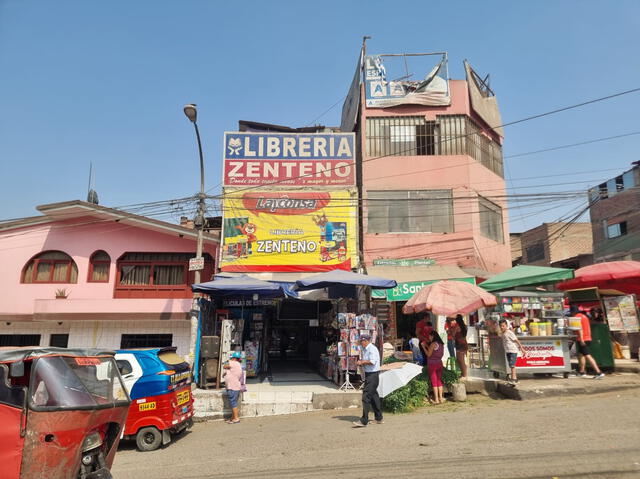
[402,280,497,316]
[557,261,640,295]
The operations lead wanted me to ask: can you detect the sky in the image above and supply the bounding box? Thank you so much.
[1,1,639,232]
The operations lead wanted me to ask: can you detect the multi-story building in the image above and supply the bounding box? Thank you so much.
[0,200,218,358]
[516,222,593,269]
[339,50,512,337]
[588,163,640,262]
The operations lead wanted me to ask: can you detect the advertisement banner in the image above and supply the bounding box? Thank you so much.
[223,132,355,187]
[603,295,639,332]
[220,190,357,272]
[372,277,475,301]
[516,340,565,368]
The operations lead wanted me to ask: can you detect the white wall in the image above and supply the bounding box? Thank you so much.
[0,320,191,358]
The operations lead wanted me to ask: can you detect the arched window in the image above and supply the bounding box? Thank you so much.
[22,251,78,284]
[88,250,111,282]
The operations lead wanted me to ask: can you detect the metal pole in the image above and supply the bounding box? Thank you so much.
[193,120,205,286]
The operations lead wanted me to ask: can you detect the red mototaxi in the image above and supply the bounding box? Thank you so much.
[0,347,131,479]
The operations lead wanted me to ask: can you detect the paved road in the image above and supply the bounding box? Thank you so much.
[113,389,640,479]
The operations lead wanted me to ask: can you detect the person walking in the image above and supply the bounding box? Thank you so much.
[353,334,383,427]
[223,351,243,424]
[570,305,605,379]
[499,319,525,384]
[422,330,445,404]
[453,315,469,379]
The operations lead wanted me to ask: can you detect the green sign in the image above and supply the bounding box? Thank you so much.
[372,258,436,267]
[372,277,476,301]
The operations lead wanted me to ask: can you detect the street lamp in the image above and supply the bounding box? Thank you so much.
[183,103,206,286]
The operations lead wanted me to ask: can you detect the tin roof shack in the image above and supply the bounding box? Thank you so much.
[588,163,640,262]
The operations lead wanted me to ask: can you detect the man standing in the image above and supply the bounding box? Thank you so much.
[570,305,605,379]
[353,334,383,427]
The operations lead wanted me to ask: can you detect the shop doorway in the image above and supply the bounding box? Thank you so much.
[267,321,324,382]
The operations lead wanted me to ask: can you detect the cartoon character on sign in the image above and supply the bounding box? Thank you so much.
[313,213,333,262]
[235,222,257,257]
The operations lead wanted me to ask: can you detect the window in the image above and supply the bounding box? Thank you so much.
[0,334,41,346]
[525,242,545,262]
[22,251,78,284]
[49,334,69,348]
[367,116,437,157]
[607,222,627,239]
[367,190,453,233]
[479,196,504,243]
[120,334,173,349]
[116,360,133,376]
[88,250,110,282]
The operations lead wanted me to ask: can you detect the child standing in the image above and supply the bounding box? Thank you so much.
[499,319,525,384]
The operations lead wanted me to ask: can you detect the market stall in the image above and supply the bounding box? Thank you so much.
[487,290,572,378]
[294,269,397,389]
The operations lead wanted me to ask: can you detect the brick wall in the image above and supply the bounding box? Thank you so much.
[590,187,640,261]
[520,223,593,266]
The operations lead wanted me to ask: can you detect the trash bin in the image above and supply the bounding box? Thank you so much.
[589,322,615,371]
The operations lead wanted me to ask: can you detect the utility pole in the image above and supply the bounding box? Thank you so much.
[184,103,206,366]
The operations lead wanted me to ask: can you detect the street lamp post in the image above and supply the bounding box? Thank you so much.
[184,103,206,369]
[183,103,206,286]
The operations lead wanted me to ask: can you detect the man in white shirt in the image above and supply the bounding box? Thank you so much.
[353,334,383,427]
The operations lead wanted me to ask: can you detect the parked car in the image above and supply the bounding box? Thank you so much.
[115,347,194,451]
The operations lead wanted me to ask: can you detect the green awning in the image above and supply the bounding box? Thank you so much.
[479,265,574,292]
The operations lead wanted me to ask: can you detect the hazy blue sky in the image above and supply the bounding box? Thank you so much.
[1,1,639,232]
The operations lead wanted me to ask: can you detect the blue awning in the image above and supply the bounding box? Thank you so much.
[192,274,292,297]
[294,269,397,291]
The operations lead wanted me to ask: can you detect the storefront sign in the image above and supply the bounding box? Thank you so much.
[220,190,357,272]
[372,258,436,267]
[372,277,475,301]
[188,257,204,271]
[222,299,277,307]
[516,340,565,368]
[223,132,355,187]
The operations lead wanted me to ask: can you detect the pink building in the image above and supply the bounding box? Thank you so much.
[342,52,511,338]
[0,200,218,358]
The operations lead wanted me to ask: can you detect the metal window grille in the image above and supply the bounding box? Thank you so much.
[120,334,173,349]
[0,334,41,347]
[478,196,504,243]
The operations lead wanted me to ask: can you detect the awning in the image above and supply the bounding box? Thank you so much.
[479,265,574,292]
[368,265,475,302]
[367,265,473,284]
[192,274,292,297]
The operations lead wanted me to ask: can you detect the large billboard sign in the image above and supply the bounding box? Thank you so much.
[220,190,357,272]
[223,132,356,187]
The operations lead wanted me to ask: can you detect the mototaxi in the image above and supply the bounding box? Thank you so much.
[0,347,131,479]
[115,347,194,451]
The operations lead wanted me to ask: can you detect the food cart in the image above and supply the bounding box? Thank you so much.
[488,291,573,378]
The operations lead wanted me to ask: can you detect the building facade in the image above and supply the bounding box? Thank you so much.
[347,53,511,280]
[516,222,593,269]
[0,200,218,358]
[588,163,640,263]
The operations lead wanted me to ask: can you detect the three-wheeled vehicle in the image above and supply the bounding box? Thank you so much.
[0,347,131,479]
[115,347,194,451]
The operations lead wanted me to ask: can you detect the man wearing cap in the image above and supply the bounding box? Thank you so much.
[223,351,244,424]
[353,334,383,427]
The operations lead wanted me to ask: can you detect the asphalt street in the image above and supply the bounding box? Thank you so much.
[112,389,640,479]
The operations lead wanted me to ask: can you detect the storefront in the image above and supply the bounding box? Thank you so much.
[369,263,476,342]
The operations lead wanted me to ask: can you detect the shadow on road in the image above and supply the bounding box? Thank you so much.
[331,415,360,422]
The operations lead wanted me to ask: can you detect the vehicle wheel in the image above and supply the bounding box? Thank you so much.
[136,427,162,452]
[563,372,570,378]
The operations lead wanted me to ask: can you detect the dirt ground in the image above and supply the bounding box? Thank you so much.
[112,389,640,479]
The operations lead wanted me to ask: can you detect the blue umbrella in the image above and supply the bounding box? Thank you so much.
[192,274,289,297]
[294,269,397,291]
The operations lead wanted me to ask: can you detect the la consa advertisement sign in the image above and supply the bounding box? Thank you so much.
[223,132,356,187]
[220,190,357,272]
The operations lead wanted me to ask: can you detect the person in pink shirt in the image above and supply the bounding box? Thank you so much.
[223,351,244,424]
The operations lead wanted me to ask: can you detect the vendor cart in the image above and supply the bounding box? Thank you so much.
[489,334,573,379]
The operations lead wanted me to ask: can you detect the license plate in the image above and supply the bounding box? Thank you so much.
[176,389,190,406]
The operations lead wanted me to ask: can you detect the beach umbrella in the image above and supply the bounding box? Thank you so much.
[402,280,497,316]
[557,261,640,295]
